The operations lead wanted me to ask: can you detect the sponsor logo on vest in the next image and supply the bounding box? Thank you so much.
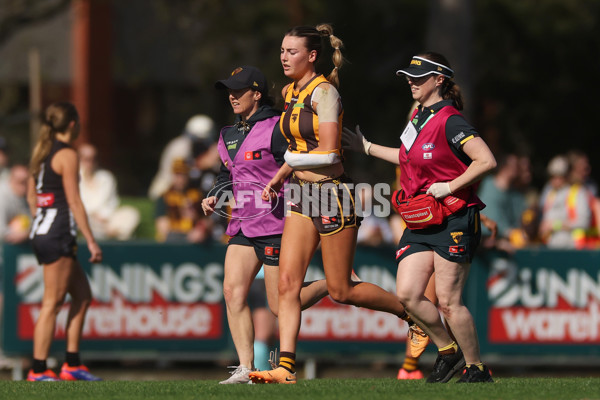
[422,143,435,150]
[244,151,262,160]
[36,193,55,207]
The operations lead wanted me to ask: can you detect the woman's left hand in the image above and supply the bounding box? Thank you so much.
[88,241,103,263]
[261,179,282,201]
[426,182,452,199]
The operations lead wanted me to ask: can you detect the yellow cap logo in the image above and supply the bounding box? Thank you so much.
[410,59,422,66]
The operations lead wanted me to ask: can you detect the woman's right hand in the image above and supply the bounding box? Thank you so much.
[342,125,372,155]
[201,196,217,216]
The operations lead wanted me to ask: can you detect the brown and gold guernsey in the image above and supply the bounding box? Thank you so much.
[280,74,343,154]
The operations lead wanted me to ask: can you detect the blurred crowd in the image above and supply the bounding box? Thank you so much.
[0,118,599,252]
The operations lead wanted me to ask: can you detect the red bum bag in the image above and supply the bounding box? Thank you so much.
[391,189,467,230]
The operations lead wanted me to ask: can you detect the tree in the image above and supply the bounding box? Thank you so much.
[0,0,71,46]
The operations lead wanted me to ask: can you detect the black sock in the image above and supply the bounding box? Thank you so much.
[66,352,81,367]
[32,359,47,374]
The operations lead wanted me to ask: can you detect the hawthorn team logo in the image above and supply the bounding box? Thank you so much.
[451,231,463,244]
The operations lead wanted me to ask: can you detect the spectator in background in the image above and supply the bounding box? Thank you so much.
[0,165,31,362]
[356,185,395,247]
[539,155,593,249]
[513,155,541,245]
[566,150,600,247]
[0,164,31,244]
[155,158,210,243]
[0,136,10,185]
[478,153,530,251]
[188,124,226,243]
[189,127,221,195]
[78,144,140,240]
[567,150,598,197]
[148,114,215,200]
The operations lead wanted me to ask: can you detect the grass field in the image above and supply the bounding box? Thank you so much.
[0,377,598,400]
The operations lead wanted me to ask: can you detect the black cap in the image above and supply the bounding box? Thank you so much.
[215,66,267,94]
[396,56,454,78]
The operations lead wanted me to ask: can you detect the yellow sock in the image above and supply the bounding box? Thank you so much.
[278,351,296,374]
[438,341,458,354]
[465,363,484,371]
[402,356,418,372]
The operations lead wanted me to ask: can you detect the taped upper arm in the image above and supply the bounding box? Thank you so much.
[312,83,341,123]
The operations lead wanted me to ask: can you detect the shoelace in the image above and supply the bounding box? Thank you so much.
[408,324,428,344]
[268,348,279,369]
[408,324,427,337]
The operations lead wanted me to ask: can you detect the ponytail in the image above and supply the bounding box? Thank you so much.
[316,23,344,88]
[30,102,79,177]
[441,79,463,110]
[30,120,54,177]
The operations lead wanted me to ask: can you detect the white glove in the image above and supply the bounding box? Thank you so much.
[342,125,372,155]
[426,182,452,199]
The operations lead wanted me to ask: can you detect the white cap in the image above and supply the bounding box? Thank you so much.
[547,155,569,177]
[184,114,214,140]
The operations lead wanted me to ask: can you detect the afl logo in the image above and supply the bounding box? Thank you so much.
[422,143,435,150]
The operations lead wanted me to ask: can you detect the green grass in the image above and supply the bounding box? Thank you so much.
[0,378,598,400]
